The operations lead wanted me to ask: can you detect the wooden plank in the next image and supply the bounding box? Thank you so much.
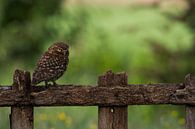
[185,74,195,129]
[0,83,186,106]
[186,105,195,129]
[11,107,33,129]
[10,70,33,129]
[98,71,128,129]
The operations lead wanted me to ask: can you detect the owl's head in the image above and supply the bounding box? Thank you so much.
[48,42,69,55]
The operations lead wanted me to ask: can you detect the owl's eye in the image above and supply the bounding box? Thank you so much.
[57,48,62,52]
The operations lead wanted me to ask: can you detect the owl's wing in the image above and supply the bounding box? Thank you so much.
[38,52,66,69]
[32,53,61,84]
[32,51,69,85]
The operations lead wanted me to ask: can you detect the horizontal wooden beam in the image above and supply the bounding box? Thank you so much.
[0,83,191,106]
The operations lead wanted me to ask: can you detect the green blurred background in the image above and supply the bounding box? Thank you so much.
[0,0,195,129]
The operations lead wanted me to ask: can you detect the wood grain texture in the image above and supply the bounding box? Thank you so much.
[11,70,33,129]
[186,105,195,129]
[0,83,188,106]
[11,107,33,129]
[185,74,195,129]
[98,71,128,129]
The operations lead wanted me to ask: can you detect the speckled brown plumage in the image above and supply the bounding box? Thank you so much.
[32,42,69,86]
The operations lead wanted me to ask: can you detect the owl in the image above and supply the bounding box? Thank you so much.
[32,42,69,86]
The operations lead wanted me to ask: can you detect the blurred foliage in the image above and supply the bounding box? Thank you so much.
[34,107,97,129]
[0,0,195,129]
[183,0,195,31]
[0,0,63,62]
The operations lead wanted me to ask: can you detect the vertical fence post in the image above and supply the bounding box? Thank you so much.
[10,70,33,129]
[98,70,128,129]
[185,74,195,129]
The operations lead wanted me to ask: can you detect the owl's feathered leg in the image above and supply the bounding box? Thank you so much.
[52,81,57,86]
[45,81,48,87]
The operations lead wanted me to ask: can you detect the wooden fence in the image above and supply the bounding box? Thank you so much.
[0,69,195,129]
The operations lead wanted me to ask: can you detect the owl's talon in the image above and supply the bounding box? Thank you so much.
[52,81,57,86]
[45,81,49,88]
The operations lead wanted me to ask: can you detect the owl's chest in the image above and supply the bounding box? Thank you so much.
[39,54,68,70]
[51,56,68,70]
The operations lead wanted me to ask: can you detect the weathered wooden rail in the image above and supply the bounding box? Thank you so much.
[1,69,195,129]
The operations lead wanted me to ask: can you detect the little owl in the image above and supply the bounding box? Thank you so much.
[32,42,69,86]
